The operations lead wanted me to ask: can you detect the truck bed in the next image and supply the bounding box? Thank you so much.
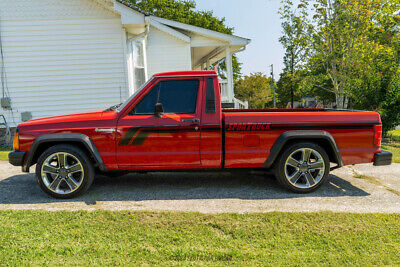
[222,109,381,168]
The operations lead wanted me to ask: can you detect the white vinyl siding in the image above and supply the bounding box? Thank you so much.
[146,26,191,78]
[0,0,128,125]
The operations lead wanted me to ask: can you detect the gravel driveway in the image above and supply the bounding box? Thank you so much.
[1,161,400,213]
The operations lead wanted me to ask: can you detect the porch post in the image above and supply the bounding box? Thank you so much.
[142,38,148,81]
[225,46,234,103]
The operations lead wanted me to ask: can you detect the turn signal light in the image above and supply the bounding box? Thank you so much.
[13,132,20,151]
[374,125,382,147]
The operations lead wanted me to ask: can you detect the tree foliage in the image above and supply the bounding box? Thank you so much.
[279,0,311,107]
[278,0,400,133]
[118,0,242,81]
[235,73,274,109]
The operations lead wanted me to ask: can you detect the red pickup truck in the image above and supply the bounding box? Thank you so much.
[9,71,392,198]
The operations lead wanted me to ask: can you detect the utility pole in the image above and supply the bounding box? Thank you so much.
[270,64,276,108]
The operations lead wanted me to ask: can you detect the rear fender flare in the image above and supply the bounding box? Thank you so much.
[263,130,343,169]
[23,133,106,172]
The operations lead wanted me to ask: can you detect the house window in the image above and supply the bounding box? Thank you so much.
[127,37,147,94]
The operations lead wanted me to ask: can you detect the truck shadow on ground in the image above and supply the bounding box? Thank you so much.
[0,170,370,205]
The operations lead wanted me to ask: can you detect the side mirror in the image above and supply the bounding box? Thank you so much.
[154,103,164,118]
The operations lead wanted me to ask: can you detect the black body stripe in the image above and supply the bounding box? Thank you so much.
[118,128,139,146]
[130,131,152,146]
[269,124,374,130]
[119,125,220,147]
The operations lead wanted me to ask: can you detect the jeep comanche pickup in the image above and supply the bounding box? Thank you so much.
[9,71,393,198]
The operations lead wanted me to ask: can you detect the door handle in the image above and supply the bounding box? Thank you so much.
[181,118,200,124]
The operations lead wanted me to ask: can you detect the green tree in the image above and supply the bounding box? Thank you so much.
[235,73,273,109]
[276,70,309,108]
[308,0,376,108]
[279,0,311,107]
[118,0,242,81]
[279,0,400,132]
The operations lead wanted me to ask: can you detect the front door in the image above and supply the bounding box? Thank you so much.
[116,78,203,168]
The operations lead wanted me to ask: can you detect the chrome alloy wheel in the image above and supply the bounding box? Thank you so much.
[41,152,84,195]
[284,148,325,189]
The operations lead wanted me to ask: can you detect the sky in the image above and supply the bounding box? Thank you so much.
[195,0,285,77]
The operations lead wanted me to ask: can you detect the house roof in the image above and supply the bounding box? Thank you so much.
[149,16,250,46]
[112,0,250,47]
[116,0,150,15]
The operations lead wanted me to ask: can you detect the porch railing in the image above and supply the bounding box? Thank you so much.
[233,98,249,109]
[219,79,248,109]
[219,79,229,102]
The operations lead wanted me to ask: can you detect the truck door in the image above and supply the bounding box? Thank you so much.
[116,78,203,168]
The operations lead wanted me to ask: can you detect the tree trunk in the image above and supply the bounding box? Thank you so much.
[330,73,348,109]
[335,93,348,109]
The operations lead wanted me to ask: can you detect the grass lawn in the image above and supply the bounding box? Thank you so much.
[387,129,400,142]
[0,147,10,161]
[0,211,399,265]
[383,130,400,163]
[383,142,400,163]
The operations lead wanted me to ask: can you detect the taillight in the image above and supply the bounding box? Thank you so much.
[374,124,382,147]
[13,131,20,151]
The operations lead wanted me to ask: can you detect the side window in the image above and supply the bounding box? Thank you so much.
[159,80,199,114]
[131,84,159,115]
[130,79,199,115]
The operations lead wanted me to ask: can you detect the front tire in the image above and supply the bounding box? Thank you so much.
[274,142,330,193]
[36,145,95,199]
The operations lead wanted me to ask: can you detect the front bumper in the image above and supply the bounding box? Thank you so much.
[374,150,393,166]
[8,151,26,167]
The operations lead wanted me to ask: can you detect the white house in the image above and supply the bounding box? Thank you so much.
[0,0,250,127]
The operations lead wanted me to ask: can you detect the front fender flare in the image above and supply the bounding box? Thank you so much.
[22,133,107,173]
[263,130,343,169]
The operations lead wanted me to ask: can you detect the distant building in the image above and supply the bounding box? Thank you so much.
[287,97,335,109]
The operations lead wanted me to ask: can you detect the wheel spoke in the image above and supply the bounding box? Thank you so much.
[309,160,324,170]
[287,157,300,168]
[67,163,82,174]
[302,149,312,163]
[289,170,302,184]
[42,164,59,175]
[57,153,66,168]
[49,176,62,191]
[304,172,316,186]
[65,175,79,191]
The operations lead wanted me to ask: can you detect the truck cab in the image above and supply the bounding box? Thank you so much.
[115,71,223,169]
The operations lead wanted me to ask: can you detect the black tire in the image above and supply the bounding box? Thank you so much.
[274,142,330,193]
[35,144,95,199]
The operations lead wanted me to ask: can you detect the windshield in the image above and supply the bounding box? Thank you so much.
[115,77,154,113]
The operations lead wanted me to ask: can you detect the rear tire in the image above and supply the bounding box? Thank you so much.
[274,142,330,193]
[35,145,95,199]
